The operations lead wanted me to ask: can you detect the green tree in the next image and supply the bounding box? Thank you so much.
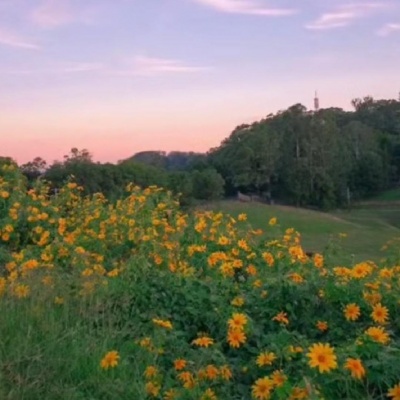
[191,168,225,201]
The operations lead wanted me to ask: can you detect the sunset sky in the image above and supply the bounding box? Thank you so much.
[1,0,400,164]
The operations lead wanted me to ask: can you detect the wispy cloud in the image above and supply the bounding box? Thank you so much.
[30,0,97,28]
[116,56,212,76]
[0,28,40,50]
[0,57,208,77]
[192,0,296,16]
[31,0,74,28]
[306,3,388,30]
[59,62,104,73]
[377,22,400,36]
[0,62,103,75]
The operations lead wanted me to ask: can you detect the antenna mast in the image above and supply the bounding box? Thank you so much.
[314,91,320,111]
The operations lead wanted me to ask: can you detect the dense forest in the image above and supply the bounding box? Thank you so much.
[3,96,400,209]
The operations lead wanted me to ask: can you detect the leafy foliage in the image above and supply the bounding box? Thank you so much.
[0,166,400,399]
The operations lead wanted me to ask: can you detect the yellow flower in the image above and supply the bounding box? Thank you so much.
[0,277,7,296]
[232,259,243,269]
[316,321,328,332]
[54,296,64,304]
[22,259,39,271]
[379,268,394,279]
[288,273,304,283]
[139,337,152,348]
[344,358,366,380]
[269,217,277,226]
[152,318,173,329]
[231,296,245,307]
[388,383,400,400]
[2,232,10,241]
[219,365,232,380]
[344,303,361,321]
[144,366,158,379]
[204,364,219,380]
[174,359,187,371]
[256,352,277,367]
[351,262,372,279]
[192,335,214,347]
[146,382,161,397]
[195,218,207,233]
[100,350,120,369]
[220,262,234,277]
[81,268,93,277]
[67,182,77,189]
[363,290,382,305]
[307,343,337,373]
[262,252,275,267]
[4,224,14,233]
[228,313,248,330]
[201,388,217,400]
[218,236,230,246]
[271,370,287,387]
[371,303,389,325]
[253,279,262,288]
[313,253,324,268]
[246,264,257,276]
[288,345,303,354]
[227,329,246,348]
[252,376,274,399]
[107,268,119,277]
[238,213,247,221]
[178,371,196,389]
[272,311,289,325]
[365,326,390,344]
[289,387,309,400]
[163,388,178,400]
[14,284,30,298]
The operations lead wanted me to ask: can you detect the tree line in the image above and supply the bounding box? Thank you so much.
[5,95,400,209]
[210,96,400,208]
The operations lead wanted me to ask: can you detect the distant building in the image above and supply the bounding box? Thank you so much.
[314,91,320,111]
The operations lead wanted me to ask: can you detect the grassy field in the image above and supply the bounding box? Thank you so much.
[369,187,400,202]
[206,200,400,263]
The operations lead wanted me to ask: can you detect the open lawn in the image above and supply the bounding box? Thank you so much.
[369,188,400,202]
[205,200,400,263]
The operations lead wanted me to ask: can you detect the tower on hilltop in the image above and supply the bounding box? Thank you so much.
[314,91,320,111]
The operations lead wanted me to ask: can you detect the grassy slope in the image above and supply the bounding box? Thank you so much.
[206,200,400,263]
[369,188,400,202]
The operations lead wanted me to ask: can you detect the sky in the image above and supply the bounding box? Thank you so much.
[1,0,400,164]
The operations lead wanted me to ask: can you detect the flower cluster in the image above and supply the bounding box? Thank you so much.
[0,164,400,399]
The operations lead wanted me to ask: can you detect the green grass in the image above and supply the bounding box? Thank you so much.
[205,201,400,263]
[369,188,400,202]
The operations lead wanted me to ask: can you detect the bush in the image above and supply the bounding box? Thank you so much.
[0,165,399,399]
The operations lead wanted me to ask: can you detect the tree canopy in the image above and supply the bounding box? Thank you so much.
[6,95,400,209]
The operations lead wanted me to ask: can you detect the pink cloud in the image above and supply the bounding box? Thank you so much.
[306,2,390,30]
[30,0,98,28]
[31,0,74,28]
[0,28,40,49]
[113,55,212,76]
[192,0,296,16]
[377,22,400,36]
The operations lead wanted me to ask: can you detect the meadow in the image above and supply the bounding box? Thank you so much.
[207,201,400,264]
[1,163,400,400]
